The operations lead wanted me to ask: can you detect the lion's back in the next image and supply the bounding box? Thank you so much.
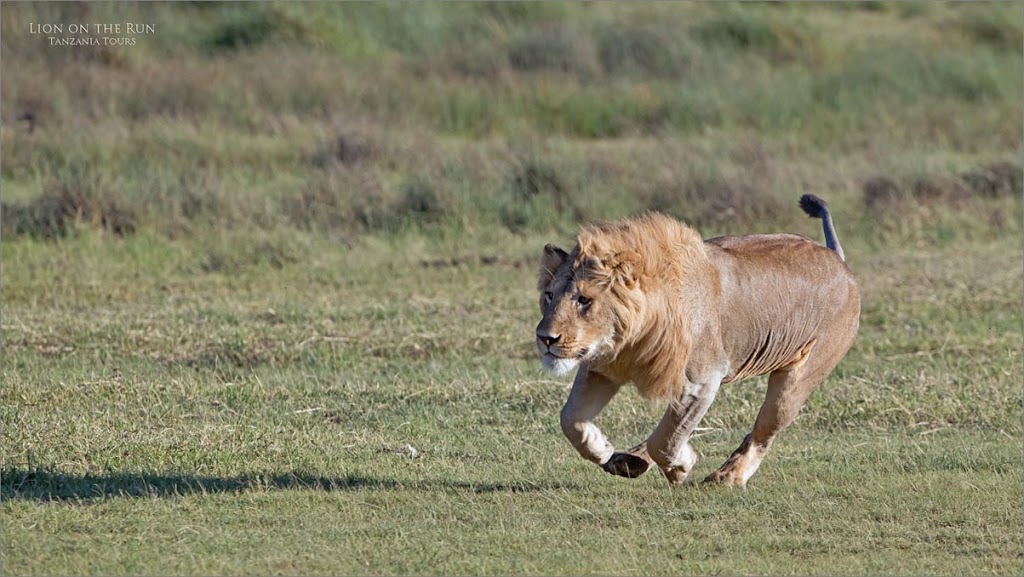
[704,233,859,382]
[706,233,853,283]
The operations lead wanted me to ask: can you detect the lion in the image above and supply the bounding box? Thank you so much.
[535,194,860,487]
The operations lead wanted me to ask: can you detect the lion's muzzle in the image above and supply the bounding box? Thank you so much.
[536,331,561,349]
[541,353,580,377]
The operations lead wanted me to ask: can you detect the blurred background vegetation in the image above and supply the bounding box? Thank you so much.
[1,1,1020,249]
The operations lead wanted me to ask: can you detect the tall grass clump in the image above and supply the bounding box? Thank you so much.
[204,4,311,53]
[692,7,824,65]
[945,2,1023,51]
[498,159,577,233]
[595,20,700,80]
[858,159,1022,247]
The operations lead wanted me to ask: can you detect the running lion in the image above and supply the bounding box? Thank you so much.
[535,195,860,487]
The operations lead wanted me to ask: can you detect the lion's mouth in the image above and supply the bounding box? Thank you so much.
[539,344,594,377]
[538,347,589,361]
[540,352,581,377]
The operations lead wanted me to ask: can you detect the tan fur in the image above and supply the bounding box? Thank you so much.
[537,206,860,487]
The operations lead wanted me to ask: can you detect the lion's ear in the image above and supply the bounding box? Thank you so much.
[611,251,644,289]
[537,244,569,290]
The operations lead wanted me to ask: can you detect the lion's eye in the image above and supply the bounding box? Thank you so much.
[577,295,591,306]
[543,291,554,304]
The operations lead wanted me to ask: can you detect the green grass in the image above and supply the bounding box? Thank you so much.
[2,432,1019,576]
[2,1,1023,575]
[3,232,1021,576]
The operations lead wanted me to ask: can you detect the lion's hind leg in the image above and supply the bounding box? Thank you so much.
[704,340,840,488]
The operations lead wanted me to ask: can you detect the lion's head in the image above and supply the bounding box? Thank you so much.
[535,213,709,380]
[534,245,640,376]
[534,218,676,377]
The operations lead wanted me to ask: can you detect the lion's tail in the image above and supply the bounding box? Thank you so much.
[798,194,845,262]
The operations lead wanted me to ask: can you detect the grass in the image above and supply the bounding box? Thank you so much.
[2,432,1018,576]
[3,231,1021,576]
[2,1,1023,575]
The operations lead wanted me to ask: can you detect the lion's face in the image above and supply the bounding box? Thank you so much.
[535,243,642,376]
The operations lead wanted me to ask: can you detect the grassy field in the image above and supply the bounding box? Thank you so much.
[2,2,1022,576]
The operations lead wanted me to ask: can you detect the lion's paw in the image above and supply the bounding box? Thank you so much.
[704,445,766,488]
[661,466,690,486]
[703,463,750,488]
[601,452,653,478]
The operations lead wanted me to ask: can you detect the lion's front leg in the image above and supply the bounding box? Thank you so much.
[647,374,724,485]
[601,441,655,478]
[560,369,621,467]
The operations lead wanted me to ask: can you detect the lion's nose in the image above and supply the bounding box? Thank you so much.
[537,332,561,348]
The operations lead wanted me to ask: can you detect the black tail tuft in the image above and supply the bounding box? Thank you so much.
[797,193,845,261]
[799,194,827,219]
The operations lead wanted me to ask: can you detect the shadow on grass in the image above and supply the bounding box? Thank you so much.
[1,467,579,502]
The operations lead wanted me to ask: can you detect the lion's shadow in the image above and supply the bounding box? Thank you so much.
[1,467,579,502]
